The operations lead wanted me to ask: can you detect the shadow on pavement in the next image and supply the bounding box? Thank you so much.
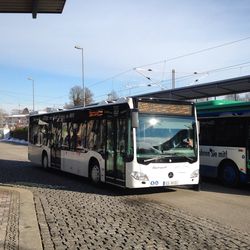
[0,151,249,197]
[197,177,250,196]
[0,158,177,197]
[0,140,28,146]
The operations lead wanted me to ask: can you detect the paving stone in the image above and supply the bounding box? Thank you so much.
[1,159,250,249]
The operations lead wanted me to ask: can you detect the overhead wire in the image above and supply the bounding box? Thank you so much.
[87,35,250,89]
[137,36,250,68]
[3,36,250,110]
[114,60,250,95]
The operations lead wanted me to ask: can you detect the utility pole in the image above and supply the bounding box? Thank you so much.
[74,46,85,107]
[27,77,35,111]
[172,69,175,89]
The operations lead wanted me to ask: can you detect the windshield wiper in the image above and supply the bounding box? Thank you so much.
[143,153,195,163]
[174,154,196,163]
[144,154,173,163]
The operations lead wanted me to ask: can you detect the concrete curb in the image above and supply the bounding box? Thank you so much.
[0,185,43,250]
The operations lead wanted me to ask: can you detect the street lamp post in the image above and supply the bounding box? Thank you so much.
[27,77,35,111]
[74,46,85,107]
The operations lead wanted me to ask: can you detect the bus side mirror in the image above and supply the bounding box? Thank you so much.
[132,109,139,128]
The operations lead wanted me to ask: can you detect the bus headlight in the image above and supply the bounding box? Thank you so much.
[190,169,199,178]
[131,171,149,181]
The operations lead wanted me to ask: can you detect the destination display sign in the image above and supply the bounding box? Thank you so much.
[89,110,104,117]
[138,102,192,116]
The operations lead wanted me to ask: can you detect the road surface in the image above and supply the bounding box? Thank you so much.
[0,142,249,249]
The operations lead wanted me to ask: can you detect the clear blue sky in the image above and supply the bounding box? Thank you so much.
[1,0,250,112]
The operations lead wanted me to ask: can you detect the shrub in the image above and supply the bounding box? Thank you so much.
[10,127,28,141]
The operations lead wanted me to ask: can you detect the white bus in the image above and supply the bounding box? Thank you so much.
[197,100,250,186]
[28,97,200,189]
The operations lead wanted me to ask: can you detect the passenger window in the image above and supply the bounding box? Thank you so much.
[62,123,69,149]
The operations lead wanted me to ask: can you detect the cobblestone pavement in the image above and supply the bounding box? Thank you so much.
[0,149,250,249]
[0,189,19,249]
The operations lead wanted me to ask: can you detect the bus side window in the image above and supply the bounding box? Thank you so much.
[86,120,95,150]
[70,123,79,150]
[76,123,86,150]
[62,122,69,149]
[31,125,39,145]
[41,126,49,146]
[199,120,215,145]
[86,119,104,151]
[95,119,106,153]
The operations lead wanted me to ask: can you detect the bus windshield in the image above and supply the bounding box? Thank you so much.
[136,114,197,164]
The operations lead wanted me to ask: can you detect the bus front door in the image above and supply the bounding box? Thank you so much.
[106,118,126,186]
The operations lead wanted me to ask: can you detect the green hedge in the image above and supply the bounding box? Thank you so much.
[10,127,28,141]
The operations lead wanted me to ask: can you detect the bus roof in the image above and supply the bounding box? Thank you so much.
[29,97,194,117]
[196,100,250,118]
[29,97,131,117]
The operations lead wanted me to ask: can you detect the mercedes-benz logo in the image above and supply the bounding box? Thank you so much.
[168,172,174,178]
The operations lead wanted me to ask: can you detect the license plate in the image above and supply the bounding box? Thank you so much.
[163,181,178,186]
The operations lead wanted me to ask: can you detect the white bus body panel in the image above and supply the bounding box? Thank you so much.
[200,145,246,177]
[28,144,51,166]
[61,150,105,182]
[29,145,106,182]
[126,160,199,188]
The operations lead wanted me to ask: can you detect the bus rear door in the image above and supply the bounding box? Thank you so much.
[50,122,62,169]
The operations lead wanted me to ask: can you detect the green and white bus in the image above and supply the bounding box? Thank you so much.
[28,97,200,189]
[197,100,250,186]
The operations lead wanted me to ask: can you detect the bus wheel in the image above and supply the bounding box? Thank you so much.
[42,153,48,169]
[90,163,100,184]
[220,162,239,187]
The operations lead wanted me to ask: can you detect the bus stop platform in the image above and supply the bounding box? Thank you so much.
[0,186,42,250]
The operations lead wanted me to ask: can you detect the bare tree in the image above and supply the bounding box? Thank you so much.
[63,103,74,109]
[69,85,94,107]
[84,88,94,105]
[0,109,8,128]
[107,90,119,101]
[22,108,29,114]
[69,85,82,106]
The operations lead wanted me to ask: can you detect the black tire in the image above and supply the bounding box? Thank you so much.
[90,163,101,184]
[219,162,239,187]
[42,153,48,168]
